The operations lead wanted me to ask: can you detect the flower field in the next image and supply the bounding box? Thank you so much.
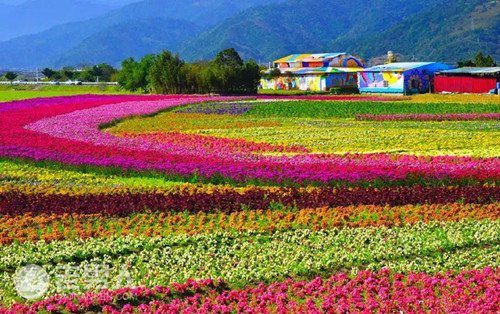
[0,94,499,312]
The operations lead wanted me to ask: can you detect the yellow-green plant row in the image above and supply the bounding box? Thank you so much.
[109,111,500,157]
[0,220,498,305]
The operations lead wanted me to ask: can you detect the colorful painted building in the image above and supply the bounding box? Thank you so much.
[358,62,455,94]
[435,67,500,94]
[260,53,365,92]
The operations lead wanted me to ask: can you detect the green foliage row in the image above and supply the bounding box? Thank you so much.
[246,101,500,118]
[3,220,496,270]
[118,49,261,95]
[0,85,124,102]
[0,220,497,303]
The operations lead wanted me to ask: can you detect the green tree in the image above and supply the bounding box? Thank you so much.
[204,48,260,94]
[118,48,260,95]
[458,51,497,67]
[183,62,210,94]
[474,52,496,67]
[214,48,244,68]
[62,67,76,81]
[79,64,117,82]
[52,72,63,82]
[78,68,94,82]
[457,60,475,67]
[41,68,56,80]
[240,59,261,94]
[4,72,18,84]
[262,68,281,80]
[148,51,186,94]
[96,64,117,82]
[118,55,155,92]
[90,65,104,82]
[207,48,242,94]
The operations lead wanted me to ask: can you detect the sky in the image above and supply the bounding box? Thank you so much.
[0,0,139,5]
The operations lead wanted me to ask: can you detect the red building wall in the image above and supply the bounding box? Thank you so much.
[435,76,497,93]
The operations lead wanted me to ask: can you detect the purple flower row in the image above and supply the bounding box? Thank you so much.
[175,102,257,115]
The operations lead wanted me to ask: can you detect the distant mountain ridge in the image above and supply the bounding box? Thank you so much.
[0,0,283,68]
[0,0,115,41]
[180,0,499,63]
[55,18,201,67]
[0,0,498,69]
[351,0,500,62]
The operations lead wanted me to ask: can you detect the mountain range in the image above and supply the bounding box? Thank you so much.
[0,0,119,41]
[0,0,498,69]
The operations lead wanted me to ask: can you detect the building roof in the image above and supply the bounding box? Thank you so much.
[271,67,363,75]
[361,62,436,72]
[438,67,500,74]
[274,53,346,64]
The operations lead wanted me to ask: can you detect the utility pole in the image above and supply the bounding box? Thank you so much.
[35,67,39,83]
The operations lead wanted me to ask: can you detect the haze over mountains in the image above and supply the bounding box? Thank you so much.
[0,0,498,69]
[0,1,146,41]
[0,0,116,41]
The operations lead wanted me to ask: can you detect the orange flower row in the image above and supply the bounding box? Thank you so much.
[0,203,497,245]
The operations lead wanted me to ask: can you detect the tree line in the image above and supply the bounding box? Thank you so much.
[1,48,261,95]
[3,50,495,94]
[458,52,497,67]
[118,48,261,95]
[41,64,118,82]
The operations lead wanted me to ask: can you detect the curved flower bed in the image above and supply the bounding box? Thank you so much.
[0,95,498,309]
[0,95,498,184]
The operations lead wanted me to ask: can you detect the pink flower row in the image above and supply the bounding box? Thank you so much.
[356,113,500,121]
[0,94,140,113]
[0,95,498,184]
[124,132,310,156]
[2,268,498,313]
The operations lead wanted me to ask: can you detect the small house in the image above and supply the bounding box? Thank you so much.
[260,53,365,92]
[434,67,500,94]
[358,62,455,94]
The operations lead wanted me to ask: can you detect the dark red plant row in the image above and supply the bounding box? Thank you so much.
[1,185,498,216]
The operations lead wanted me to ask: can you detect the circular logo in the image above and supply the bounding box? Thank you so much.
[13,264,50,300]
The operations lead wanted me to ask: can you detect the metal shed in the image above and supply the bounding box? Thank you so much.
[435,67,500,94]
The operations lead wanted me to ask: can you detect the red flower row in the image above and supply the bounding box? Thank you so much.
[3,268,497,313]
